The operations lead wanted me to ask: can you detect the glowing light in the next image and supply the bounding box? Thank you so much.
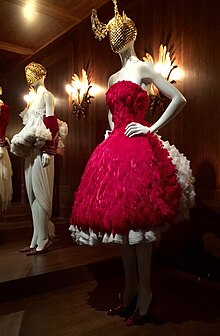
[169,67,184,82]
[144,45,183,82]
[89,84,104,96]
[23,1,37,22]
[143,44,184,114]
[66,69,95,118]
[24,89,36,107]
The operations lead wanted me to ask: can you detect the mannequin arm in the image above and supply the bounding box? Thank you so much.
[42,91,57,167]
[44,91,55,117]
[146,64,186,133]
[42,153,51,167]
[107,76,115,132]
[108,111,114,131]
[125,62,186,137]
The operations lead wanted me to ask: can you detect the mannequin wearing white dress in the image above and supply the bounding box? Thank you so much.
[11,62,59,255]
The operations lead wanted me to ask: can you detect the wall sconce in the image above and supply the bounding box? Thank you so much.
[66,69,94,119]
[143,45,182,115]
[24,87,36,108]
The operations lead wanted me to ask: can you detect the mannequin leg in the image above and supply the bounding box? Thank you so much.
[29,200,38,249]
[120,244,139,306]
[25,151,53,253]
[136,241,152,315]
[31,198,49,251]
[24,155,36,249]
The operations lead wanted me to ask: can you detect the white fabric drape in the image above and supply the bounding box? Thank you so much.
[25,148,55,249]
[0,147,13,211]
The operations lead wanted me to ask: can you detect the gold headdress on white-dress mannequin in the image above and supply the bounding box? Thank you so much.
[91,0,137,53]
[25,62,47,86]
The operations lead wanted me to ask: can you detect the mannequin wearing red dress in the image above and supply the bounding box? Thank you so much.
[0,100,13,212]
[70,0,195,326]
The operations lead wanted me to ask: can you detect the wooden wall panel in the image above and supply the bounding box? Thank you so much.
[1,0,220,216]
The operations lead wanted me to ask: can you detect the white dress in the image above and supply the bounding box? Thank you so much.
[11,86,55,246]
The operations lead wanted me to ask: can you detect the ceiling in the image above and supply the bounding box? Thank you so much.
[0,0,108,78]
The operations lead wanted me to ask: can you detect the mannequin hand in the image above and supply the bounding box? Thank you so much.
[124,122,150,137]
[0,147,4,160]
[104,130,112,140]
[42,153,51,167]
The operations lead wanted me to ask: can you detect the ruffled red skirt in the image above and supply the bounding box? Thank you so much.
[70,128,182,235]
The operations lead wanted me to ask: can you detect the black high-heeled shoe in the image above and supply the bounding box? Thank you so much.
[107,296,137,318]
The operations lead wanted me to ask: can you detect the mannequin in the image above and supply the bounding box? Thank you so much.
[0,99,13,212]
[11,62,59,255]
[70,0,195,326]
[107,42,186,324]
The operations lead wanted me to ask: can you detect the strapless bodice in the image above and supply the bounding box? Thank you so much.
[106,80,150,128]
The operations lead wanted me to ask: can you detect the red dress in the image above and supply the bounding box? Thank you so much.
[0,104,10,146]
[0,104,13,211]
[70,81,194,245]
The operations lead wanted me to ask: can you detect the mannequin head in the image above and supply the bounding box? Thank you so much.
[25,62,47,86]
[91,0,137,53]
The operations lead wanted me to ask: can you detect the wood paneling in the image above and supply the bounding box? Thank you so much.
[1,0,220,215]
[0,0,108,77]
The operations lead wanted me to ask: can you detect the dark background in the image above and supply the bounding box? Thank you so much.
[1,0,220,280]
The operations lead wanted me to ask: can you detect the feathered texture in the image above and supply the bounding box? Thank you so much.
[11,107,52,157]
[11,125,51,157]
[57,119,68,148]
[70,81,195,245]
[106,80,149,128]
[161,139,196,220]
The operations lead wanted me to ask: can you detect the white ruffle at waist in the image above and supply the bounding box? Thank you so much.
[10,115,51,157]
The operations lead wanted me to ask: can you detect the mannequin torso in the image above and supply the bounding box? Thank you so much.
[29,80,55,167]
[108,42,186,135]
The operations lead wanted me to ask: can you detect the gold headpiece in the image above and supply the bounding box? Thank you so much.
[91,0,137,53]
[25,62,47,86]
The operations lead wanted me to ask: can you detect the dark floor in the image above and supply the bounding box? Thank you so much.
[0,197,220,336]
[1,267,220,336]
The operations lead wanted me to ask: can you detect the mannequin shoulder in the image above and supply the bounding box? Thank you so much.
[108,74,115,87]
[43,90,55,103]
[137,61,157,78]
[108,71,121,87]
[44,90,54,99]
